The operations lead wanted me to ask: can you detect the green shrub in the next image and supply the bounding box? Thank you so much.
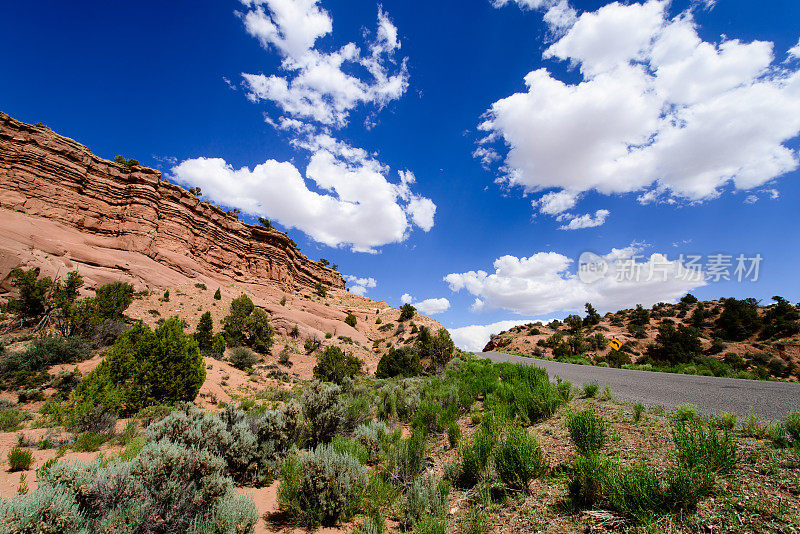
[673,403,698,422]
[404,474,445,526]
[228,346,259,370]
[3,439,257,532]
[646,323,702,365]
[784,410,800,443]
[148,401,300,485]
[567,454,608,507]
[77,317,205,414]
[354,421,389,464]
[384,429,426,488]
[417,328,456,372]
[0,335,91,389]
[302,381,347,446]
[5,268,52,321]
[672,419,737,473]
[313,346,363,385]
[633,403,644,422]
[7,447,33,471]
[763,420,788,447]
[458,425,497,487]
[332,436,368,465]
[0,484,88,533]
[345,313,357,327]
[715,412,737,431]
[487,366,566,425]
[412,514,446,534]
[0,409,27,432]
[581,381,599,398]
[93,281,134,320]
[740,411,763,437]
[278,444,367,526]
[194,311,214,353]
[447,421,461,448]
[211,332,226,357]
[604,464,668,519]
[376,347,422,378]
[222,294,274,352]
[494,426,547,492]
[716,297,762,341]
[72,432,108,453]
[399,303,416,321]
[214,288,222,300]
[567,409,606,455]
[355,511,387,534]
[314,283,327,298]
[376,379,422,422]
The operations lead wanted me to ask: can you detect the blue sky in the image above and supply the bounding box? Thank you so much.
[2,0,800,350]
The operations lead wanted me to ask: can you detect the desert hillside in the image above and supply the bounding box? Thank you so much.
[0,112,444,378]
[484,296,800,381]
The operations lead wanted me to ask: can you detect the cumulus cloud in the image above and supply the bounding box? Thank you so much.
[559,209,609,230]
[444,245,706,316]
[414,298,451,315]
[172,140,433,252]
[345,275,377,296]
[481,0,800,216]
[788,39,800,59]
[400,294,450,315]
[449,319,550,352]
[492,0,576,31]
[240,1,408,127]
[174,1,434,252]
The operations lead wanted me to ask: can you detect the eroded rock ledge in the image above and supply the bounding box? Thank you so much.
[0,112,343,291]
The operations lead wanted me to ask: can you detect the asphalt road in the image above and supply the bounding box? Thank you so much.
[477,352,800,421]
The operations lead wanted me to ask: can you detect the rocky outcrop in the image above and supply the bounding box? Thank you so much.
[0,112,343,291]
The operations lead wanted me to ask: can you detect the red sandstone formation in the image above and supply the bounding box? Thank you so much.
[0,112,343,292]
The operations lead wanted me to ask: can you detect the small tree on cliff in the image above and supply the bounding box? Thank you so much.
[399,303,416,322]
[223,294,273,352]
[195,311,214,353]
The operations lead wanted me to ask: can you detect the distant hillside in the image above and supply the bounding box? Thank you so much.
[484,295,800,381]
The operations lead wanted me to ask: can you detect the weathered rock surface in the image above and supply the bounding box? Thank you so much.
[0,112,343,292]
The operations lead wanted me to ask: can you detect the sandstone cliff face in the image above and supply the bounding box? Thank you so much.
[0,112,343,291]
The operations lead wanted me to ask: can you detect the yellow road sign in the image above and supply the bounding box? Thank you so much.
[609,338,622,351]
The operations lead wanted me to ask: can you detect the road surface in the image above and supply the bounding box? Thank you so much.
[477,351,800,421]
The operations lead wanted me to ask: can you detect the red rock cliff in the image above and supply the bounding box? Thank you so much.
[0,112,344,291]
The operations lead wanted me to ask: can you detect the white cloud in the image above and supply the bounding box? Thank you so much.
[240,1,408,127]
[345,275,377,296]
[174,2,434,252]
[480,0,800,215]
[444,245,706,316]
[559,209,609,230]
[449,319,548,352]
[492,0,576,31]
[172,141,433,252]
[744,194,759,204]
[531,190,578,215]
[414,298,451,315]
[788,38,800,59]
[400,294,450,315]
